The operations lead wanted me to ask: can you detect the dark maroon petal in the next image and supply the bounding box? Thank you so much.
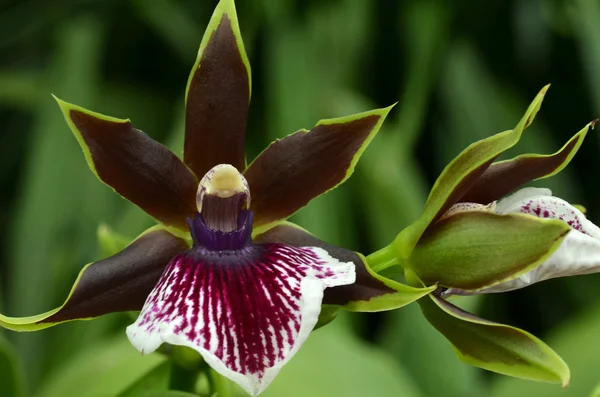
[255,223,398,306]
[183,1,251,177]
[56,98,198,230]
[245,107,391,231]
[126,242,354,395]
[42,229,188,324]
[461,122,592,204]
[16,229,188,327]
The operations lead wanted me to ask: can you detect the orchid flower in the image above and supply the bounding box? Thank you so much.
[0,0,434,395]
[368,85,597,386]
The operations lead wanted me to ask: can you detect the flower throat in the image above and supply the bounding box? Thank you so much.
[188,164,253,251]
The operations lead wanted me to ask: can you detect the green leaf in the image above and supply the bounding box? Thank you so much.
[7,14,112,388]
[437,41,582,202]
[394,85,549,258]
[35,335,167,397]
[97,224,132,258]
[409,210,570,290]
[130,0,201,61]
[135,392,199,397]
[0,70,41,109]
[407,271,569,386]
[0,334,26,397]
[259,316,425,397]
[570,0,600,113]
[117,361,171,397]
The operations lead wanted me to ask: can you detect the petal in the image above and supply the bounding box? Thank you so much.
[55,97,198,230]
[0,228,188,331]
[184,0,251,177]
[254,222,434,311]
[245,106,393,233]
[412,276,570,385]
[394,86,549,257]
[409,210,570,290]
[494,186,552,213]
[496,190,600,238]
[461,121,593,204]
[126,243,355,396]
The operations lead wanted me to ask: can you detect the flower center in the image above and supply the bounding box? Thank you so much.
[187,164,253,251]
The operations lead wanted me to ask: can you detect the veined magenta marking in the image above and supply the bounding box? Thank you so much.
[137,243,334,379]
[519,197,588,235]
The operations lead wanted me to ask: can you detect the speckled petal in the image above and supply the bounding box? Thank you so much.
[126,243,355,396]
[495,187,600,238]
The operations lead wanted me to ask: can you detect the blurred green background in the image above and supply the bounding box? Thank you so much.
[2,0,600,396]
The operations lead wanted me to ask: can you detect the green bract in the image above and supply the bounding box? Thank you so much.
[408,211,569,290]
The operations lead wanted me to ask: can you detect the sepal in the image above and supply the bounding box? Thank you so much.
[246,105,394,234]
[0,227,188,331]
[184,0,251,176]
[462,121,594,204]
[394,86,549,257]
[407,210,570,290]
[54,96,198,230]
[407,271,570,386]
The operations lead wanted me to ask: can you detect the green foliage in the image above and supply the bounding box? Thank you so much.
[0,334,25,397]
[117,362,171,397]
[259,317,423,397]
[490,302,600,397]
[34,335,166,397]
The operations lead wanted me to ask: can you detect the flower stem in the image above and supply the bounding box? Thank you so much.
[168,346,204,395]
[170,360,200,394]
[366,245,401,273]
